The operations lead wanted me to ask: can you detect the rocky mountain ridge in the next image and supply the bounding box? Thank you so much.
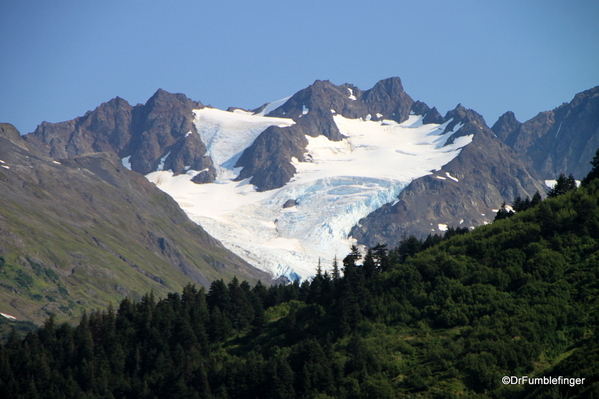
[350,106,548,246]
[24,89,217,182]
[18,78,599,275]
[235,77,423,191]
[492,86,599,179]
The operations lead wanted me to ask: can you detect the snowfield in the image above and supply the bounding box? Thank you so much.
[145,107,473,280]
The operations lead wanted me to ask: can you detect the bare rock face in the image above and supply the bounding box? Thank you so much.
[234,124,309,190]
[491,111,522,142]
[350,105,547,246]
[361,77,414,122]
[24,96,134,158]
[492,86,599,179]
[24,89,217,182]
[423,106,444,125]
[0,123,29,150]
[236,77,416,191]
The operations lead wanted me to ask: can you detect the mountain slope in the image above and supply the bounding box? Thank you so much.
[147,108,472,279]
[492,86,599,179]
[350,105,547,245]
[0,123,269,324]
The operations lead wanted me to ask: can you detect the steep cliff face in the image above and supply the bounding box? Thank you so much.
[491,111,522,142]
[493,86,599,179]
[24,89,217,181]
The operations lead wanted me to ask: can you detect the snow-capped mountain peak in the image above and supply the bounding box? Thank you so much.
[146,108,472,280]
[23,77,576,282]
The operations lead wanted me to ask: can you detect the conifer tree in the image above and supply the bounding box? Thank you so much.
[362,249,377,279]
[531,190,542,206]
[331,255,340,280]
[494,202,515,221]
[513,196,523,212]
[372,243,389,273]
[582,148,599,186]
[398,234,422,262]
[547,173,577,198]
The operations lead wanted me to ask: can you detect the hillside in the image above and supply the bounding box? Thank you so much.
[1,165,598,398]
[0,123,270,324]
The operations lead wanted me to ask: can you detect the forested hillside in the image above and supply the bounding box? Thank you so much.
[2,163,599,398]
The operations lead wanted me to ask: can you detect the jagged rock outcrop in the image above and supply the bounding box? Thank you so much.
[492,86,599,179]
[234,124,309,190]
[0,123,29,150]
[361,77,414,122]
[350,105,547,245]
[24,89,216,180]
[411,101,444,125]
[236,77,416,191]
[491,111,522,142]
[267,77,414,124]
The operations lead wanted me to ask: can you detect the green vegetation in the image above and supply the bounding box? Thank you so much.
[0,155,268,325]
[2,158,599,398]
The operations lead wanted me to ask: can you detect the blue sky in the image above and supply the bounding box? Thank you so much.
[1,1,598,135]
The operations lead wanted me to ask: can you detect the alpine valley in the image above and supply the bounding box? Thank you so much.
[2,77,599,323]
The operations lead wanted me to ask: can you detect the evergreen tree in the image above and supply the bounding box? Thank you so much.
[547,173,577,198]
[422,234,443,251]
[531,190,542,207]
[269,356,295,399]
[362,249,377,279]
[331,255,340,281]
[494,202,515,221]
[227,277,254,330]
[398,234,422,262]
[372,243,390,273]
[582,147,599,186]
[207,280,230,314]
[513,196,523,212]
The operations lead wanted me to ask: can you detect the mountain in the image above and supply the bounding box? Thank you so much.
[20,79,599,281]
[0,123,269,324]
[24,89,217,182]
[235,77,416,191]
[492,86,599,179]
[350,105,547,246]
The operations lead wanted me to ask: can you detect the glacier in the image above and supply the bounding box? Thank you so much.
[145,106,473,280]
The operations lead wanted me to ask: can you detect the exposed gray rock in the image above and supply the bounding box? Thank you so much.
[0,123,28,150]
[24,89,217,182]
[350,105,547,245]
[491,111,521,142]
[492,86,599,179]
[236,77,415,191]
[423,107,445,125]
[282,199,298,208]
